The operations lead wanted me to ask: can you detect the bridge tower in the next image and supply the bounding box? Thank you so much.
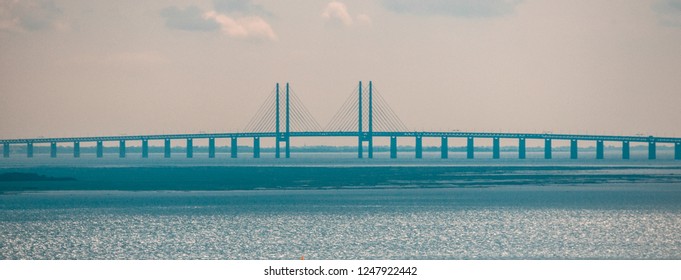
[275,83,291,158]
[357,81,374,158]
[245,82,320,158]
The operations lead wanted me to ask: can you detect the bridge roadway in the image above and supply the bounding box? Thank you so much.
[2,131,681,160]
[2,131,681,144]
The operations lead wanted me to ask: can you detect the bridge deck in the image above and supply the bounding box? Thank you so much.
[1,131,679,144]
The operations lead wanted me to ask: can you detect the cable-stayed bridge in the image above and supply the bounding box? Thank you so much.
[2,81,681,160]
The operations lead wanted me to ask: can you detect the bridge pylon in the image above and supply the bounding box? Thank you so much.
[275,83,291,158]
[357,81,373,158]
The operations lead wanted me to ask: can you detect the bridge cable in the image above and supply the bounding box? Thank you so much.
[334,97,359,132]
[243,88,275,132]
[244,88,277,132]
[324,87,357,131]
[250,97,276,133]
[372,86,408,131]
[335,97,360,132]
[289,89,323,131]
[324,87,360,132]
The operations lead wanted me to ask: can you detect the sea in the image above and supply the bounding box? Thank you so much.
[1,151,681,259]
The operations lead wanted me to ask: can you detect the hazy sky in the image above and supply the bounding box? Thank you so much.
[2,0,681,140]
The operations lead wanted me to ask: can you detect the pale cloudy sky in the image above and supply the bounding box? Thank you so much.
[1,0,681,141]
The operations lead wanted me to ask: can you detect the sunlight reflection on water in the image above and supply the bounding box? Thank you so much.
[2,186,681,259]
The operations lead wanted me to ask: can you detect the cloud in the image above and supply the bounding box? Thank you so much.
[213,0,271,17]
[161,4,276,41]
[322,1,354,26]
[204,11,277,40]
[0,0,62,32]
[321,1,372,27]
[160,6,220,31]
[652,0,681,27]
[382,0,522,18]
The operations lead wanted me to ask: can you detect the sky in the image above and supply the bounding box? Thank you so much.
[2,0,681,141]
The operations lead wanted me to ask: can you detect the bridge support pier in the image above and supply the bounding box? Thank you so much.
[467,137,474,159]
[3,143,8,158]
[648,141,656,160]
[596,140,604,159]
[142,140,148,158]
[50,142,57,158]
[74,142,80,158]
[96,141,103,158]
[208,138,215,158]
[415,136,422,159]
[544,139,552,159]
[119,140,126,158]
[493,137,500,159]
[164,139,171,158]
[285,138,290,159]
[570,140,578,159]
[358,136,373,159]
[518,138,526,159]
[390,136,397,159]
[440,137,448,159]
[622,141,630,160]
[274,137,291,158]
[675,143,681,160]
[253,137,260,158]
[357,138,363,159]
[186,139,193,158]
[231,137,238,158]
[27,143,33,158]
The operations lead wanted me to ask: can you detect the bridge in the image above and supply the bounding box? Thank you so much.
[2,81,681,160]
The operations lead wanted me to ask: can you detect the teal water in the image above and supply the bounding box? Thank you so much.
[2,184,681,259]
[2,154,681,259]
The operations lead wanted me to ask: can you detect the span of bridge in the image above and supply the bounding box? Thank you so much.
[2,81,680,160]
